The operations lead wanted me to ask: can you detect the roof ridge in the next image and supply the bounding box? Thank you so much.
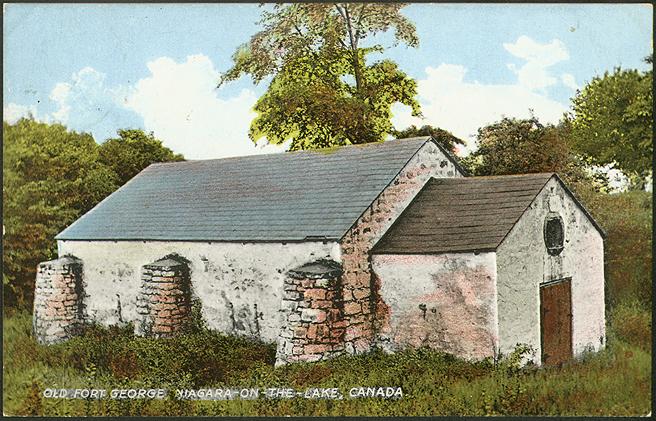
[151,137,431,167]
[460,172,555,180]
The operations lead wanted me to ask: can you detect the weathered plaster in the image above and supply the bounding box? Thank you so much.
[371,253,499,360]
[496,177,605,363]
[58,240,339,343]
[339,141,464,354]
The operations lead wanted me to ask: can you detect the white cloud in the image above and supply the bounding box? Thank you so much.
[49,82,72,122]
[392,63,567,155]
[48,66,116,125]
[561,73,579,91]
[125,54,285,159]
[4,68,125,133]
[6,56,283,158]
[43,66,140,141]
[3,103,37,123]
[503,36,569,91]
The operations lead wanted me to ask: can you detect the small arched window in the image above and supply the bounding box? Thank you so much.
[544,215,564,256]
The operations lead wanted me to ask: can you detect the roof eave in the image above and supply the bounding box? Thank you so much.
[372,247,498,255]
[55,236,340,243]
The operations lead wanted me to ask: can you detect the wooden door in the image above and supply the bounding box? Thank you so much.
[540,279,572,366]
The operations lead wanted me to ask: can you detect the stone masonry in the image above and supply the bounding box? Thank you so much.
[339,142,464,354]
[33,256,85,344]
[276,260,346,365]
[135,255,192,338]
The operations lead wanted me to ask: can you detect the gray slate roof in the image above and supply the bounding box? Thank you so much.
[57,137,450,242]
[372,173,605,254]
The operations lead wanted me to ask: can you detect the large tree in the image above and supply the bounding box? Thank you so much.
[569,61,652,186]
[3,119,117,307]
[221,3,421,150]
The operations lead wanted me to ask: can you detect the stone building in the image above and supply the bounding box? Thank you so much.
[33,136,606,366]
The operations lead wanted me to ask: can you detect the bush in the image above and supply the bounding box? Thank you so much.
[48,322,276,387]
[585,191,652,308]
[608,300,652,352]
[2,310,650,416]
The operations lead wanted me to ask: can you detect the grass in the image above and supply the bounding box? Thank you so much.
[3,190,652,416]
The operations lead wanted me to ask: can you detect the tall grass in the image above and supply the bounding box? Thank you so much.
[2,312,650,416]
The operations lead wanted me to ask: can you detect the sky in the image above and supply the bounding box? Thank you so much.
[3,3,653,160]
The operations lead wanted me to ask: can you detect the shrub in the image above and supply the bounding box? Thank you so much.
[608,300,652,352]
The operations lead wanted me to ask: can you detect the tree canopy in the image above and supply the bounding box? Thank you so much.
[462,115,607,196]
[221,3,421,150]
[2,120,183,308]
[569,63,652,182]
[99,129,183,186]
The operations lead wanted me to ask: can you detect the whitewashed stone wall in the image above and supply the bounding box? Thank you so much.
[371,253,499,360]
[496,177,605,363]
[57,240,339,343]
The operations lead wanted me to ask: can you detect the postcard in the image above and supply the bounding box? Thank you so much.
[3,2,652,417]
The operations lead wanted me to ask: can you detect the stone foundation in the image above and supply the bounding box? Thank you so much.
[276,260,347,365]
[33,256,84,344]
[135,255,192,338]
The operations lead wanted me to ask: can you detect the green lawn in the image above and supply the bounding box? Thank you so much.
[3,191,652,416]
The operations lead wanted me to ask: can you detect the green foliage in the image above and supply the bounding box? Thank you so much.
[569,65,652,183]
[222,3,418,85]
[222,3,421,150]
[2,119,117,307]
[2,119,184,309]
[462,115,608,197]
[608,300,651,352]
[250,49,420,150]
[98,129,183,186]
[392,125,465,153]
[583,190,652,309]
[2,311,650,416]
[30,320,275,389]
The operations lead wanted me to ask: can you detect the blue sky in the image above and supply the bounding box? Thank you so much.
[3,3,652,158]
